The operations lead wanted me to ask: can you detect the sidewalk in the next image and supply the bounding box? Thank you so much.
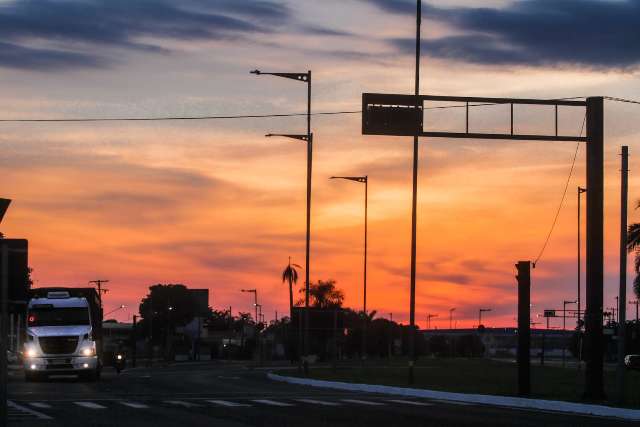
[268,372,640,421]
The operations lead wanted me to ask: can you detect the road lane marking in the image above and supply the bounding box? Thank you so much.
[207,400,251,407]
[296,399,341,406]
[74,402,107,409]
[120,402,149,409]
[341,399,386,406]
[388,399,433,406]
[29,402,52,409]
[252,399,295,407]
[165,400,201,408]
[8,401,53,420]
[431,399,474,406]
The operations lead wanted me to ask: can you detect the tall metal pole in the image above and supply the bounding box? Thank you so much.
[408,0,421,387]
[584,96,605,401]
[1,244,8,424]
[516,261,531,397]
[578,187,586,327]
[362,177,368,363]
[617,146,629,403]
[304,71,312,373]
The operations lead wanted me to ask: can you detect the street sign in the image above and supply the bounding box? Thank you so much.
[544,310,556,318]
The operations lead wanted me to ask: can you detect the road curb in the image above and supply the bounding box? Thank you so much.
[267,373,640,421]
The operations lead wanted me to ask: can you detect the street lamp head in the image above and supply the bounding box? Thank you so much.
[250,69,262,75]
[330,176,367,183]
[0,198,11,224]
[265,133,310,142]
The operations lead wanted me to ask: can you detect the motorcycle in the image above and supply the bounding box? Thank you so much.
[114,352,126,374]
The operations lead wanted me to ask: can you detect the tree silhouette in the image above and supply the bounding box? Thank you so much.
[627,204,640,299]
[282,257,301,320]
[298,279,345,309]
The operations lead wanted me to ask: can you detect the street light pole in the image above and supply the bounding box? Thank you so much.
[0,198,10,426]
[105,304,126,317]
[426,314,438,330]
[330,175,368,362]
[578,187,587,328]
[563,300,577,367]
[252,69,312,373]
[479,308,492,327]
[449,308,456,330]
[408,0,422,388]
[241,289,258,323]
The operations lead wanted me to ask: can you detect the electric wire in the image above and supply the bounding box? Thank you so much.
[533,114,587,268]
[0,96,590,123]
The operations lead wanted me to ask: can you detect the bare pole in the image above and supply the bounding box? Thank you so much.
[304,71,312,373]
[584,97,605,401]
[363,177,368,363]
[408,0,422,387]
[617,146,629,403]
[1,244,8,424]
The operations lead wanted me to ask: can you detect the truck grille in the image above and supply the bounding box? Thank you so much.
[39,336,78,355]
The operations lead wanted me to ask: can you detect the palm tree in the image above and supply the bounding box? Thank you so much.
[282,257,301,319]
[626,201,640,299]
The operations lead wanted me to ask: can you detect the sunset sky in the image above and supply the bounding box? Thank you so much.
[2,0,640,328]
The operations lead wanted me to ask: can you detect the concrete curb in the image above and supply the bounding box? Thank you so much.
[267,373,640,421]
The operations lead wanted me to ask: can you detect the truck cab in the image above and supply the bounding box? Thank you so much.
[23,289,102,381]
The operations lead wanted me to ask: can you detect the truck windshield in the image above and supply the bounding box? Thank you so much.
[28,307,90,327]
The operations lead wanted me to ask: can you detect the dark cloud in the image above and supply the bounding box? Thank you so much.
[377,0,640,69]
[0,41,107,70]
[0,0,290,71]
[361,0,417,15]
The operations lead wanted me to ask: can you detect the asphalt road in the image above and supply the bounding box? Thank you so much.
[6,362,635,427]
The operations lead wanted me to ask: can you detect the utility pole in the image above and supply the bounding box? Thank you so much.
[617,145,628,404]
[516,261,531,397]
[408,0,422,387]
[584,96,605,401]
[89,279,109,310]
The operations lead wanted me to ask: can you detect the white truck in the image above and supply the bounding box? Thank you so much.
[23,288,102,381]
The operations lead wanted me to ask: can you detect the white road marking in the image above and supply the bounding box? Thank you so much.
[431,399,474,406]
[8,401,53,420]
[341,399,386,406]
[207,400,251,407]
[165,400,200,408]
[252,399,295,407]
[74,402,107,409]
[120,401,149,409]
[296,399,341,406]
[388,399,433,406]
[29,402,52,409]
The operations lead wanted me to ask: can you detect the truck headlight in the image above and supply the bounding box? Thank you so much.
[79,340,96,357]
[81,347,95,357]
[24,344,39,358]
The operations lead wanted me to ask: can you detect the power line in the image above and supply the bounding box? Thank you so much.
[0,110,361,123]
[0,96,590,123]
[533,114,586,267]
[604,96,640,106]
